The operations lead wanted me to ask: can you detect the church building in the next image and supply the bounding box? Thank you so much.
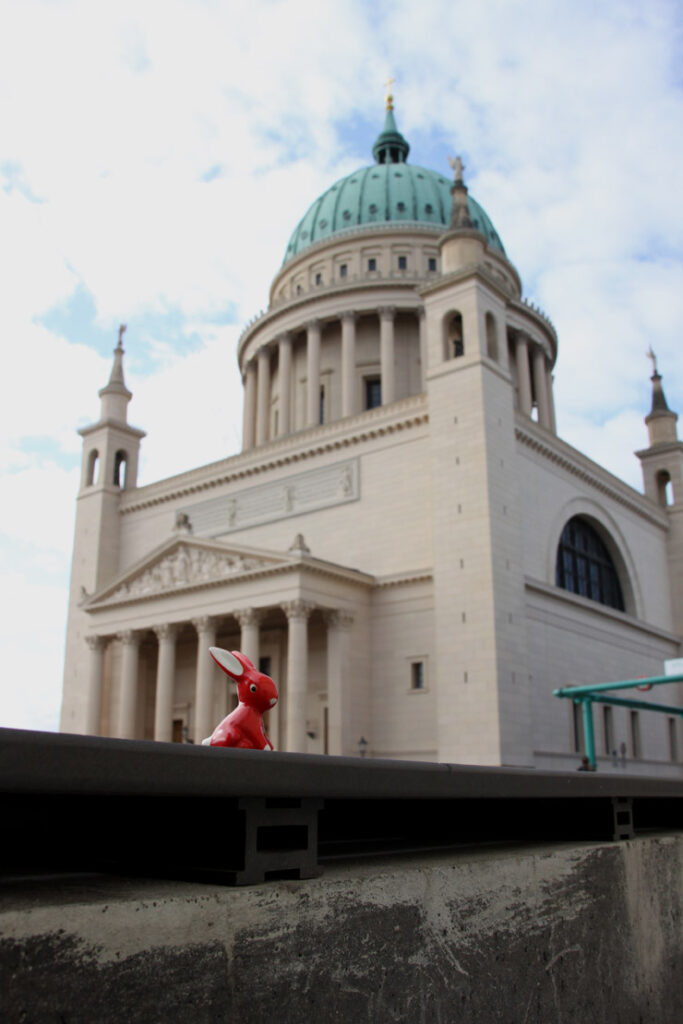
[61,97,683,775]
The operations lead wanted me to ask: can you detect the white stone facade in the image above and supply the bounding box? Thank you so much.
[61,132,683,776]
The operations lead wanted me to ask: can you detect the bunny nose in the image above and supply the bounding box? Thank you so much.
[269,697,277,707]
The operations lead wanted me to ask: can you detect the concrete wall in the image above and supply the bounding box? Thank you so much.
[2,834,681,1023]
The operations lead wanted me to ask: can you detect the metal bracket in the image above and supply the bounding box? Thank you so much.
[234,797,323,885]
[612,797,634,841]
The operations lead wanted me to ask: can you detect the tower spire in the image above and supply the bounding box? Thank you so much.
[644,349,677,447]
[99,324,132,423]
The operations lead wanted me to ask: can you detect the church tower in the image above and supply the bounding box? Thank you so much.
[60,327,145,734]
[637,356,683,637]
[421,158,557,767]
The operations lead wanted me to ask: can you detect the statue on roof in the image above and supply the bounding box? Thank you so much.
[448,154,465,183]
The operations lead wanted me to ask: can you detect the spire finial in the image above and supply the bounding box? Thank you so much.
[118,323,127,349]
[384,76,395,111]
[646,345,658,377]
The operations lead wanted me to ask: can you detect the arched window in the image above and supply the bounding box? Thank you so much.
[86,449,99,486]
[113,450,128,489]
[485,312,498,361]
[444,312,464,360]
[656,469,673,507]
[555,517,625,611]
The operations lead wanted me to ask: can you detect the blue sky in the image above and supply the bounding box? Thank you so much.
[1,0,682,731]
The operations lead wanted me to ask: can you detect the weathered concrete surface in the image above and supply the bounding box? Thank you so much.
[1,835,681,1023]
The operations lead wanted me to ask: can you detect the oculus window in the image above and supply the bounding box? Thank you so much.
[555,517,625,611]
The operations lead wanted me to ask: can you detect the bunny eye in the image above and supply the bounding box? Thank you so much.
[249,684,257,693]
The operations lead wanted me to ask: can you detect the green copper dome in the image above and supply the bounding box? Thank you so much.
[283,109,505,263]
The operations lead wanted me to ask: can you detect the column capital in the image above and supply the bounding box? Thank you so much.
[85,634,106,651]
[192,615,218,634]
[325,609,354,630]
[417,305,426,320]
[278,331,292,345]
[281,599,315,621]
[257,343,271,360]
[341,310,356,325]
[234,607,265,628]
[117,629,142,646]
[378,305,396,321]
[306,318,321,332]
[154,622,179,641]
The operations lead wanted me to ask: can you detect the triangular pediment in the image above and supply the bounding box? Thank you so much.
[85,536,290,608]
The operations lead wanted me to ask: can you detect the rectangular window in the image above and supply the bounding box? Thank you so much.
[339,263,347,278]
[398,255,407,270]
[365,377,382,410]
[668,717,678,762]
[368,257,377,272]
[630,711,641,758]
[411,662,425,690]
[259,656,272,676]
[315,272,322,285]
[428,257,437,272]
[319,385,325,425]
[602,706,614,756]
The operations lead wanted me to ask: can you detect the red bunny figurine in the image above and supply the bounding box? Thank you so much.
[202,647,279,750]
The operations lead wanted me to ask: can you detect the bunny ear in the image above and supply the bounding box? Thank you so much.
[209,647,244,678]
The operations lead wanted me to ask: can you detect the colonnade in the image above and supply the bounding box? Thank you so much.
[513,331,556,432]
[85,602,354,753]
[242,307,428,449]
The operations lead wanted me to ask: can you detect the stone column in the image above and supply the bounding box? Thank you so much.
[256,346,271,446]
[193,616,217,743]
[153,623,178,743]
[242,360,257,450]
[341,311,356,418]
[306,319,321,427]
[117,630,141,739]
[278,332,292,436]
[533,346,551,428]
[85,635,105,735]
[547,370,557,433]
[326,610,354,756]
[235,607,264,667]
[418,307,428,390]
[281,600,314,752]
[379,306,396,406]
[515,333,533,416]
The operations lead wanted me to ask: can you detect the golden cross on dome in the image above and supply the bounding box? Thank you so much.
[384,76,395,111]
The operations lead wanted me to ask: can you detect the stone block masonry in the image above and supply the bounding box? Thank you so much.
[2,834,681,1023]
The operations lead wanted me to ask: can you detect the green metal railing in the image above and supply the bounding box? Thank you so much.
[553,672,683,769]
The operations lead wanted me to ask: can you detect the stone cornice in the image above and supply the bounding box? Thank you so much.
[525,576,680,644]
[515,418,667,529]
[120,395,429,514]
[78,419,146,439]
[374,569,433,588]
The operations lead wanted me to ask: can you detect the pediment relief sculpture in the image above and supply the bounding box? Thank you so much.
[110,544,267,602]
